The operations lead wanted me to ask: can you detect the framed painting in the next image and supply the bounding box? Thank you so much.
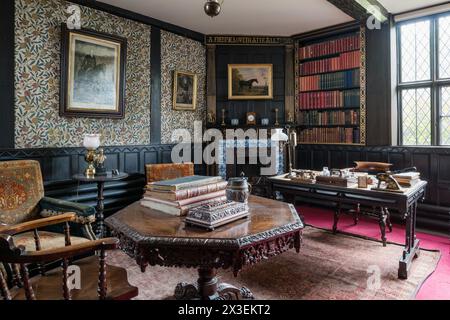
[228,64,273,100]
[173,70,198,111]
[60,24,127,118]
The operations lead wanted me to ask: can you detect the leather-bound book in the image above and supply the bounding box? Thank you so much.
[142,190,226,207]
[147,175,223,191]
[145,181,228,201]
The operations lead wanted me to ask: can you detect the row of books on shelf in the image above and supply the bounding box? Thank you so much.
[299,69,360,92]
[298,110,360,126]
[298,127,361,144]
[298,89,360,110]
[141,175,227,216]
[299,33,360,60]
[299,50,360,75]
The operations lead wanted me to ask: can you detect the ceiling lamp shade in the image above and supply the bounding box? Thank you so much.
[204,0,222,17]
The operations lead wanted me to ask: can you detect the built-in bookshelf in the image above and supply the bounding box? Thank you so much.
[295,28,366,145]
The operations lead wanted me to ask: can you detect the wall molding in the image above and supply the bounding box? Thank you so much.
[150,27,162,144]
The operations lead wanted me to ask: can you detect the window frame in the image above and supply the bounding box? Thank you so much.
[397,11,450,146]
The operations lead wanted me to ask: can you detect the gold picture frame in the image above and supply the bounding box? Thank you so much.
[173,70,198,111]
[60,24,127,118]
[228,64,273,100]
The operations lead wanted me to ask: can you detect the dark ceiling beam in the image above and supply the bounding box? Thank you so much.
[327,0,389,23]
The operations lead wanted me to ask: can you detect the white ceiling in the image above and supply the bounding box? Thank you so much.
[101,0,353,36]
[378,0,447,14]
[101,0,450,35]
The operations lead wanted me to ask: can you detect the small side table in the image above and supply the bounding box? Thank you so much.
[73,172,129,238]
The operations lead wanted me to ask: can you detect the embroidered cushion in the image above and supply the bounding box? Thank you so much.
[0,160,44,225]
[12,231,89,252]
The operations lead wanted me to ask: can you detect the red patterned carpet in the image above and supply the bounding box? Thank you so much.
[108,225,439,300]
[297,204,450,300]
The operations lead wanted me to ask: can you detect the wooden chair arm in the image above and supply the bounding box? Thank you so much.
[0,213,76,236]
[0,237,119,263]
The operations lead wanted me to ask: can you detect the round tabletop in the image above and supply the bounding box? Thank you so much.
[73,171,129,183]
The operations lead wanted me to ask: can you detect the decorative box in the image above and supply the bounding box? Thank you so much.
[185,200,249,231]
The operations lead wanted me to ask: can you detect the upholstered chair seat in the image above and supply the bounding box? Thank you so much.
[12,231,89,252]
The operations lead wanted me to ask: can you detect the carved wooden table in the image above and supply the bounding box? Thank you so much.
[73,172,129,238]
[105,196,304,300]
[268,174,427,279]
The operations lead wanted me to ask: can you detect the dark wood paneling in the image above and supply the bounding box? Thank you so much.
[296,144,450,231]
[365,22,392,146]
[150,27,161,144]
[0,0,15,148]
[0,144,205,218]
[215,46,285,126]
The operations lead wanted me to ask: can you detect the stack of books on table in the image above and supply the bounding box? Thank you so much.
[392,172,420,187]
[141,175,227,216]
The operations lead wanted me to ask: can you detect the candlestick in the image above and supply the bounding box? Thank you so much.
[221,108,226,126]
[274,108,279,126]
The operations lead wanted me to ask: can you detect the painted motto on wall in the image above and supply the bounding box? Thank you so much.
[15,0,151,148]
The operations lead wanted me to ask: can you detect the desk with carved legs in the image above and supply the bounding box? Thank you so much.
[268,174,427,279]
[105,196,303,300]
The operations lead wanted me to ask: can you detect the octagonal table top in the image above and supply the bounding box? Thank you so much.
[105,195,303,249]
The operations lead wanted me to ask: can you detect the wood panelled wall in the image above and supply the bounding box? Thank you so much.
[0,145,204,216]
[296,144,450,231]
[215,46,286,126]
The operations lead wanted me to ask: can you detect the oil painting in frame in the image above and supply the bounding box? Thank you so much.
[60,24,127,118]
[173,70,198,111]
[228,64,273,100]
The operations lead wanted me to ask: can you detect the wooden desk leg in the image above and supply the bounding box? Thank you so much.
[385,208,393,232]
[378,207,387,247]
[398,201,420,279]
[353,204,360,225]
[96,181,105,238]
[333,201,341,234]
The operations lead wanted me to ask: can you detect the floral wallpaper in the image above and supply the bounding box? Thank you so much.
[160,30,206,144]
[14,0,151,148]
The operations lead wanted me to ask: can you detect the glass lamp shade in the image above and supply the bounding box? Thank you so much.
[83,134,101,150]
[271,128,289,142]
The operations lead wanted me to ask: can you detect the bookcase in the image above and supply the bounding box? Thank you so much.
[295,27,366,145]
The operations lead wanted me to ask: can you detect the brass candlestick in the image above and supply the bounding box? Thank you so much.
[274,108,279,126]
[221,108,226,126]
[85,150,96,178]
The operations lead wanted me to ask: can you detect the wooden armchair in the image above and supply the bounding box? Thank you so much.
[0,160,97,254]
[0,213,138,300]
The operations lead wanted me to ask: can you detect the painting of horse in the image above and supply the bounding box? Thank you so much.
[228,64,273,100]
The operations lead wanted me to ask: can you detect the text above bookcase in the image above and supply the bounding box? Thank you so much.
[295,27,366,145]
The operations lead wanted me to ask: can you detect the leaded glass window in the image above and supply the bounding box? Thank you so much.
[398,12,450,146]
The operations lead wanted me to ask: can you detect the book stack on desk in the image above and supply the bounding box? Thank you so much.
[392,172,420,187]
[141,175,227,216]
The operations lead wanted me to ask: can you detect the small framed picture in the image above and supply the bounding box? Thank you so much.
[173,70,198,111]
[59,24,127,118]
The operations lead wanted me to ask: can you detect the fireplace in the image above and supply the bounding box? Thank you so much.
[217,139,284,179]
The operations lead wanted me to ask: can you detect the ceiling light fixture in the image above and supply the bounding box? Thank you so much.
[204,0,223,18]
